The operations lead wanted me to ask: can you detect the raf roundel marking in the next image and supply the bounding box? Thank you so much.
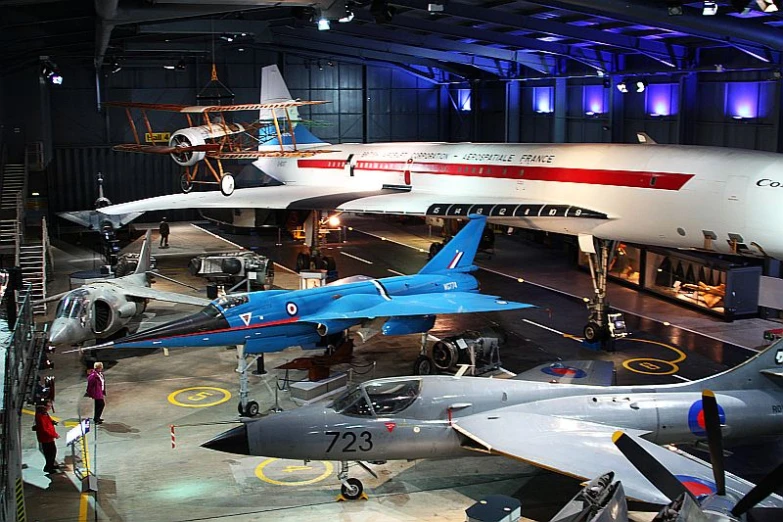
[256,458,334,486]
[687,399,726,437]
[286,302,298,316]
[674,475,716,497]
[168,386,232,408]
[541,365,587,379]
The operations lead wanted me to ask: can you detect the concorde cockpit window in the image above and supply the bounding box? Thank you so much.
[332,388,373,417]
[215,294,249,311]
[364,379,421,415]
[56,289,89,319]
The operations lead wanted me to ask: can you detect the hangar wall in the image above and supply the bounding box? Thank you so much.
[1,51,781,213]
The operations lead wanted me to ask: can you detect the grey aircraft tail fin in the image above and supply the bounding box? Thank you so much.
[674,339,783,392]
[134,230,153,275]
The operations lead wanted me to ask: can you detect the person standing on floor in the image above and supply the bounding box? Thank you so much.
[159,216,170,248]
[86,361,106,424]
[34,399,60,473]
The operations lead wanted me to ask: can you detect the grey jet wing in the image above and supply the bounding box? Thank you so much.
[107,283,209,307]
[512,360,615,386]
[58,210,143,230]
[452,408,783,507]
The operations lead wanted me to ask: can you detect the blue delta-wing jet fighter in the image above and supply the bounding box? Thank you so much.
[93,214,532,414]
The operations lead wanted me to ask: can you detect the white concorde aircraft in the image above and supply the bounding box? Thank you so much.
[102,65,783,262]
[101,66,783,342]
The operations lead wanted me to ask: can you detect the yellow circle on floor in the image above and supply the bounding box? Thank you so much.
[256,458,334,486]
[168,387,232,408]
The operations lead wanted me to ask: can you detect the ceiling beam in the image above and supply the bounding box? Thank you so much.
[391,0,687,64]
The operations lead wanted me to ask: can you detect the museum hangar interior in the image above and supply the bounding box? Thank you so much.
[2,1,783,521]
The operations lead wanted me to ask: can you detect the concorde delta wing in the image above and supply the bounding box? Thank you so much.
[452,409,783,507]
[110,284,210,307]
[98,184,612,226]
[299,292,533,323]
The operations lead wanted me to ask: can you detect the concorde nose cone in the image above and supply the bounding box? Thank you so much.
[202,424,250,455]
[48,318,80,345]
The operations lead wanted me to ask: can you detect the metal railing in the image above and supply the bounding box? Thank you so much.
[24,141,43,172]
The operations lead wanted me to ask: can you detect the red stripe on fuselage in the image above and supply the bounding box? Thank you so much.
[297,158,693,190]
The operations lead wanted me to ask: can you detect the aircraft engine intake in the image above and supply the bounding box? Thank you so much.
[431,327,506,371]
[92,299,115,335]
[316,319,355,337]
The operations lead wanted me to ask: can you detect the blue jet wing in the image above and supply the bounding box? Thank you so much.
[299,292,532,323]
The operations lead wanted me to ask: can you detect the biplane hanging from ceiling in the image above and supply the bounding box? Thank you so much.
[104,99,331,196]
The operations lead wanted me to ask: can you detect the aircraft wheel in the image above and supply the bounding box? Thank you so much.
[220,173,235,196]
[181,174,193,193]
[244,401,260,417]
[413,355,434,375]
[341,478,364,500]
[583,322,605,343]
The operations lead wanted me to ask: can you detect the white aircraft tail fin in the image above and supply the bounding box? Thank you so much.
[259,64,329,149]
[134,230,153,275]
[636,132,658,145]
[673,338,783,392]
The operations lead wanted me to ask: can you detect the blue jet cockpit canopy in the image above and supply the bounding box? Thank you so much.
[214,294,249,311]
[332,379,421,417]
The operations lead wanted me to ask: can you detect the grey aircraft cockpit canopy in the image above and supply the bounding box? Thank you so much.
[332,379,422,417]
[55,288,90,319]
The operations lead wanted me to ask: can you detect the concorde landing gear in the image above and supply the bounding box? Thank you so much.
[579,235,629,350]
[236,344,262,417]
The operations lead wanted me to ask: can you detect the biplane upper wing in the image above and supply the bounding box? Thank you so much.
[103,101,191,112]
[209,149,336,160]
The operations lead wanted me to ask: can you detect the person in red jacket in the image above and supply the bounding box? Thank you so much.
[33,399,60,473]
[86,361,106,424]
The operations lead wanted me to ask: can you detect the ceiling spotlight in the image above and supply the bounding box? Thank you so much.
[703,1,718,15]
[175,59,186,71]
[40,58,63,85]
[636,80,647,93]
[317,17,331,30]
[616,81,628,93]
[756,0,779,12]
[163,64,176,70]
[110,60,122,74]
[667,1,683,15]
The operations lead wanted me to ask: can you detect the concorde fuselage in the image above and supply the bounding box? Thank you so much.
[255,142,783,258]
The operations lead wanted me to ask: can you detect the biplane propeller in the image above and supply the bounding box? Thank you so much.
[104,99,331,196]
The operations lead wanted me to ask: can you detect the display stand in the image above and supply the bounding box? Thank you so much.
[299,270,328,289]
[66,418,97,491]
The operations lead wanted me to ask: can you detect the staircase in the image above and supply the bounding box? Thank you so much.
[1,163,25,210]
[18,241,47,315]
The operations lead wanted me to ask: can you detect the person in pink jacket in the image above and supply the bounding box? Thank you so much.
[86,361,106,424]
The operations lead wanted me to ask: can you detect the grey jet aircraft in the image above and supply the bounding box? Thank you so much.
[47,230,209,347]
[203,340,783,508]
[57,172,142,230]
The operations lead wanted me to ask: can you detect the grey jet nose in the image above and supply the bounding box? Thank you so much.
[202,424,249,455]
[48,318,82,345]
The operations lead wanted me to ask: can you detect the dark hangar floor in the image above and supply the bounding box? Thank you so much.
[22,216,783,522]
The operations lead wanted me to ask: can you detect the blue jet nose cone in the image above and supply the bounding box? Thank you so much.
[202,424,249,455]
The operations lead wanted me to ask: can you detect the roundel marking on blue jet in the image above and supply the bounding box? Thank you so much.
[286,302,298,316]
[541,364,587,379]
[687,399,726,437]
[674,475,716,497]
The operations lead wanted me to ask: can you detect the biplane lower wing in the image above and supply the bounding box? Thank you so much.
[113,143,221,155]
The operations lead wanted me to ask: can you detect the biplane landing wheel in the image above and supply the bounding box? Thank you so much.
[181,174,194,193]
[220,173,235,196]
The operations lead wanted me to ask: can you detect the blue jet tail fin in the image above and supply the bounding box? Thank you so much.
[419,214,486,275]
[133,230,153,275]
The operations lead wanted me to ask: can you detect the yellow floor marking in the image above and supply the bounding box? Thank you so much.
[620,338,687,376]
[256,458,333,486]
[167,386,231,408]
[21,408,61,422]
[283,465,312,473]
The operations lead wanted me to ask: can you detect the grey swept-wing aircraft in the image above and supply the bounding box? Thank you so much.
[47,230,209,347]
[203,341,783,506]
[58,172,142,230]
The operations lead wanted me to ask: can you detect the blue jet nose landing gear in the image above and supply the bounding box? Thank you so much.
[236,344,261,417]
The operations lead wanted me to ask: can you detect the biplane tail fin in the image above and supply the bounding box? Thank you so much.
[259,65,329,148]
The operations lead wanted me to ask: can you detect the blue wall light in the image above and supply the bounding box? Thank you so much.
[583,85,606,115]
[646,83,678,117]
[725,82,765,120]
[533,86,554,113]
[457,88,472,112]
